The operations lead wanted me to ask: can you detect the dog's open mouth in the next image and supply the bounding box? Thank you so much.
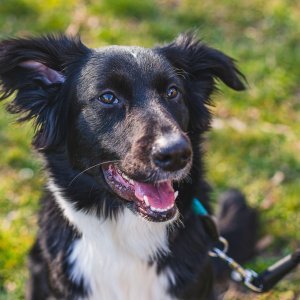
[102,164,178,222]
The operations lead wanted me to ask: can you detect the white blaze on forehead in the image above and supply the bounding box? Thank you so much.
[93,45,162,69]
[129,48,139,59]
[124,46,148,65]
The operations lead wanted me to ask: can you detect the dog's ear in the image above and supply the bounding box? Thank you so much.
[156,33,246,92]
[156,33,246,133]
[0,34,89,150]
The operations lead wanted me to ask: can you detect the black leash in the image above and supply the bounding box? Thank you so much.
[192,198,300,293]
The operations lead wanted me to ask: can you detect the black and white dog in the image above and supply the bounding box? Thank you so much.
[0,33,245,299]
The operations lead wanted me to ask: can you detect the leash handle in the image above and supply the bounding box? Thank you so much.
[255,250,300,292]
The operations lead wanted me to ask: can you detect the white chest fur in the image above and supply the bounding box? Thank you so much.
[48,182,176,300]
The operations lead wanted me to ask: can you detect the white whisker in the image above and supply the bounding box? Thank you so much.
[68,160,122,187]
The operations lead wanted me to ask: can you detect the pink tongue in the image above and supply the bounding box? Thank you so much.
[134,181,175,209]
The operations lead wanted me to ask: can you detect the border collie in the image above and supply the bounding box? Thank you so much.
[0,33,245,300]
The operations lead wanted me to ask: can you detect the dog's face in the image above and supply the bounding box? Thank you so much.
[0,34,245,222]
[69,46,193,222]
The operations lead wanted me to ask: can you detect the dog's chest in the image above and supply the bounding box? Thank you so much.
[56,201,173,299]
[69,233,173,300]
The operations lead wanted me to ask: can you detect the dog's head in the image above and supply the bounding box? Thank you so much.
[0,33,245,222]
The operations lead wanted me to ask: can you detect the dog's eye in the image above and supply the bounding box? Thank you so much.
[166,86,179,99]
[98,92,119,105]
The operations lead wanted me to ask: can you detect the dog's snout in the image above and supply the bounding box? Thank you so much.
[152,134,192,172]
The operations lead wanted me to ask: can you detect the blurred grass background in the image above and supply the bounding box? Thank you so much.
[0,0,299,299]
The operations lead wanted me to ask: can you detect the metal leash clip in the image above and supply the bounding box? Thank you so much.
[209,237,263,293]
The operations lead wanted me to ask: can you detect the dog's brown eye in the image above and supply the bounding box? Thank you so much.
[98,92,119,105]
[166,86,179,99]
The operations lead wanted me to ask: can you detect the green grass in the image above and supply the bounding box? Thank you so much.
[0,0,299,299]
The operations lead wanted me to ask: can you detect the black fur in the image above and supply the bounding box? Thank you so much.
[0,33,245,299]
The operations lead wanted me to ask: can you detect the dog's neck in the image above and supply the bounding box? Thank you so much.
[48,180,171,260]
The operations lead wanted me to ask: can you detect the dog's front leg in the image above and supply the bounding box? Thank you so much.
[26,241,52,300]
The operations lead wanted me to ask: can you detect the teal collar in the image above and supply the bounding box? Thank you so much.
[192,198,208,216]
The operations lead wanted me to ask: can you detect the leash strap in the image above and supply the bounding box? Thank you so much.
[192,198,300,293]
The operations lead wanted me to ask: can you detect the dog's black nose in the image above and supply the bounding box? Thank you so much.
[152,133,192,172]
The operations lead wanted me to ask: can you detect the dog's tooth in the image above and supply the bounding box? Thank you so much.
[129,179,134,185]
[122,173,129,181]
[165,204,173,211]
[143,195,150,207]
[174,191,179,199]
